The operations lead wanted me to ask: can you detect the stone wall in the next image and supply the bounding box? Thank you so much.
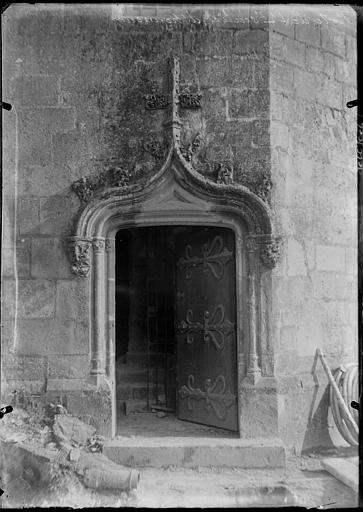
[1,4,357,449]
[268,5,357,452]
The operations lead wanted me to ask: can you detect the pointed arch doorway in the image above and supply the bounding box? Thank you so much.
[115,223,239,433]
[68,147,280,439]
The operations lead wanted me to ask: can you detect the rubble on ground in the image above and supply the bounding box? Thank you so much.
[0,404,139,507]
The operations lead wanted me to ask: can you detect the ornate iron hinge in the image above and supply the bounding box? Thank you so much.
[179,374,236,421]
[176,305,234,350]
[177,235,233,279]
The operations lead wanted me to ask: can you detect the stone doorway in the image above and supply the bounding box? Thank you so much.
[115,225,238,435]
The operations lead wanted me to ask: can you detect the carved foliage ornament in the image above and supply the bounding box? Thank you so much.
[216,161,234,185]
[67,238,92,277]
[259,237,283,269]
[178,89,202,109]
[72,167,130,203]
[143,137,168,160]
[144,93,170,110]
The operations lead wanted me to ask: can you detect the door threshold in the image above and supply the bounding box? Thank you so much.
[117,411,237,439]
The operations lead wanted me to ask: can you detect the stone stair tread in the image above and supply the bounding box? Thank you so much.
[103,437,286,468]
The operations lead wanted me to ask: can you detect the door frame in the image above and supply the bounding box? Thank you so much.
[67,156,280,438]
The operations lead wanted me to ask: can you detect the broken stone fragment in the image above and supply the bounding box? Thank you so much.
[68,447,81,462]
[53,415,97,446]
[156,412,167,418]
[76,452,140,491]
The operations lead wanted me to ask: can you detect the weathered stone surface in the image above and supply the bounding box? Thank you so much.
[1,5,358,456]
[31,238,71,278]
[14,318,57,355]
[18,280,56,318]
[233,29,269,57]
[39,196,79,236]
[316,244,346,272]
[18,198,40,234]
[47,355,89,379]
[55,280,89,320]
[17,164,72,197]
[46,318,89,355]
[228,88,269,119]
[295,20,321,46]
[53,414,96,446]
[104,437,286,469]
[321,23,346,58]
[13,75,59,106]
[270,33,306,68]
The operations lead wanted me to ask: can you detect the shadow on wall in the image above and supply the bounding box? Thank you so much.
[302,385,335,453]
[301,352,341,453]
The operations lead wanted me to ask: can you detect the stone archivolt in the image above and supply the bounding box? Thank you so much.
[68,56,278,276]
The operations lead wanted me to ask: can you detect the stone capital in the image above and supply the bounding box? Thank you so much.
[92,238,105,253]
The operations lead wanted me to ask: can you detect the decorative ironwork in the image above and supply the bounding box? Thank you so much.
[176,305,234,350]
[67,237,92,277]
[177,235,233,279]
[179,374,236,420]
[144,93,170,110]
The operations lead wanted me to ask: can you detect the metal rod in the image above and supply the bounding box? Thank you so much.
[316,349,359,436]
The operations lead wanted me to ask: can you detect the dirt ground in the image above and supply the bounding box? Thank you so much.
[0,408,359,508]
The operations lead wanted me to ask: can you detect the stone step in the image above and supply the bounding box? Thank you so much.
[103,437,286,469]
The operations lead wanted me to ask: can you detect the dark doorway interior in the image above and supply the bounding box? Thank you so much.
[115,226,177,417]
[115,225,238,433]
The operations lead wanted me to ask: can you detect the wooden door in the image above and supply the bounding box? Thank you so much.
[175,227,238,431]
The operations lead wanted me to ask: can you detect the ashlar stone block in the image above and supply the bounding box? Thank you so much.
[13,75,59,107]
[295,21,321,47]
[18,279,56,318]
[286,238,307,276]
[316,244,346,272]
[31,238,71,279]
